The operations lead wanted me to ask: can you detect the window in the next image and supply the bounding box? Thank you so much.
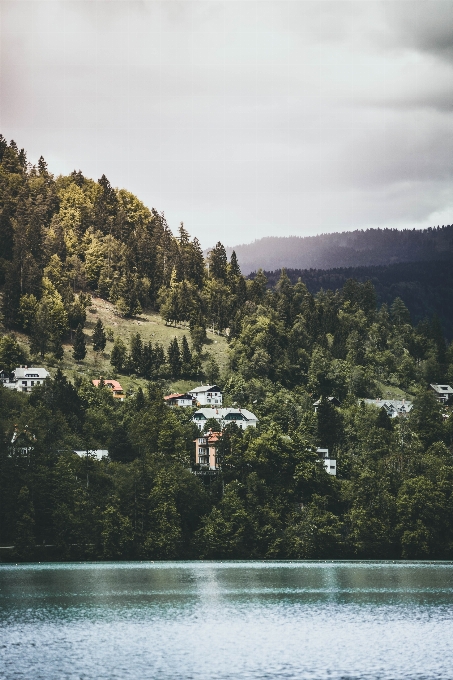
[31,381,34,386]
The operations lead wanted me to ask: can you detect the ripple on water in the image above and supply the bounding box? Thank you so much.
[1,561,453,680]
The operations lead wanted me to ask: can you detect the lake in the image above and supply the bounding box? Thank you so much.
[1,561,453,679]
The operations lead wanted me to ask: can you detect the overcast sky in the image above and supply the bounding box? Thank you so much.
[1,1,453,248]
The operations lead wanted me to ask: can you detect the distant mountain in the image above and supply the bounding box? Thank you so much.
[255,259,453,339]
[224,226,453,276]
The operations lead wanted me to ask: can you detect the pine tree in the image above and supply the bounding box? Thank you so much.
[167,337,181,377]
[109,425,135,462]
[135,386,146,410]
[229,250,241,277]
[317,396,341,454]
[181,335,192,377]
[187,237,206,288]
[208,242,228,281]
[13,486,35,560]
[205,353,220,385]
[141,342,155,379]
[72,324,86,361]
[110,337,127,372]
[129,333,143,374]
[92,318,106,353]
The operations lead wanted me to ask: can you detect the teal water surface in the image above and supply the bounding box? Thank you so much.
[1,561,453,679]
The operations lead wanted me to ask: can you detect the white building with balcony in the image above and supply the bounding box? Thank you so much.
[317,448,337,476]
[192,407,258,431]
[188,385,222,406]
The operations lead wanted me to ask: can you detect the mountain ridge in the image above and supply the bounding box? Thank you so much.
[222,226,453,275]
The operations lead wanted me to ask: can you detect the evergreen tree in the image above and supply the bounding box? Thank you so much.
[141,342,155,379]
[391,297,411,326]
[248,269,267,304]
[187,237,206,288]
[109,425,135,462]
[317,396,341,454]
[110,337,127,372]
[13,486,35,560]
[92,318,106,353]
[0,335,27,372]
[189,313,207,353]
[205,353,220,385]
[167,337,181,377]
[181,335,192,377]
[135,386,146,410]
[72,324,86,361]
[229,250,241,277]
[208,242,228,282]
[129,333,143,374]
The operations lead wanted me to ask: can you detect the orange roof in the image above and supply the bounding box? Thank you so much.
[92,379,124,391]
[208,431,221,443]
[164,393,185,400]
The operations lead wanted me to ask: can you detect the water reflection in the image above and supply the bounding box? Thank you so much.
[1,562,453,679]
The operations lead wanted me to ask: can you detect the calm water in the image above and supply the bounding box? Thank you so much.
[1,562,453,680]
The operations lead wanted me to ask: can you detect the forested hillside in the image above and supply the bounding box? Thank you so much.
[1,136,453,562]
[258,260,453,339]
[226,227,453,275]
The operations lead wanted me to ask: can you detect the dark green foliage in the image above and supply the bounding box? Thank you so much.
[92,318,106,353]
[110,337,127,372]
[180,335,192,377]
[208,241,228,282]
[128,333,143,373]
[13,486,35,560]
[0,334,27,372]
[317,396,342,453]
[2,138,453,563]
[72,324,86,361]
[167,337,181,378]
[108,425,135,462]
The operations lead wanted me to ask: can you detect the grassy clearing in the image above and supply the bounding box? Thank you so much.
[375,381,414,401]
[1,295,230,395]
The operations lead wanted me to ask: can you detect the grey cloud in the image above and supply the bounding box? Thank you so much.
[1,0,452,248]
[383,1,453,61]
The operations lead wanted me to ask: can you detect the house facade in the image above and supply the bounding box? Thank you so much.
[317,448,337,476]
[188,385,222,406]
[363,398,413,417]
[92,379,125,400]
[192,407,258,431]
[74,449,109,460]
[194,429,221,469]
[164,393,194,407]
[429,384,453,403]
[3,366,50,393]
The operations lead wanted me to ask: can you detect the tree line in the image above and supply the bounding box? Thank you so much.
[1,136,453,561]
[258,259,453,339]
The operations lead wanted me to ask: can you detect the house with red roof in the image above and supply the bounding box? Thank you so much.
[92,379,125,400]
[164,393,194,407]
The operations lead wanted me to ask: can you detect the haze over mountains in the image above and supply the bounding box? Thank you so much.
[225,226,453,276]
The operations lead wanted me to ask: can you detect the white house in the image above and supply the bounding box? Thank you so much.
[317,448,337,476]
[74,449,109,460]
[188,385,222,406]
[6,367,50,393]
[164,393,194,407]
[363,398,413,418]
[429,384,453,403]
[192,407,258,431]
